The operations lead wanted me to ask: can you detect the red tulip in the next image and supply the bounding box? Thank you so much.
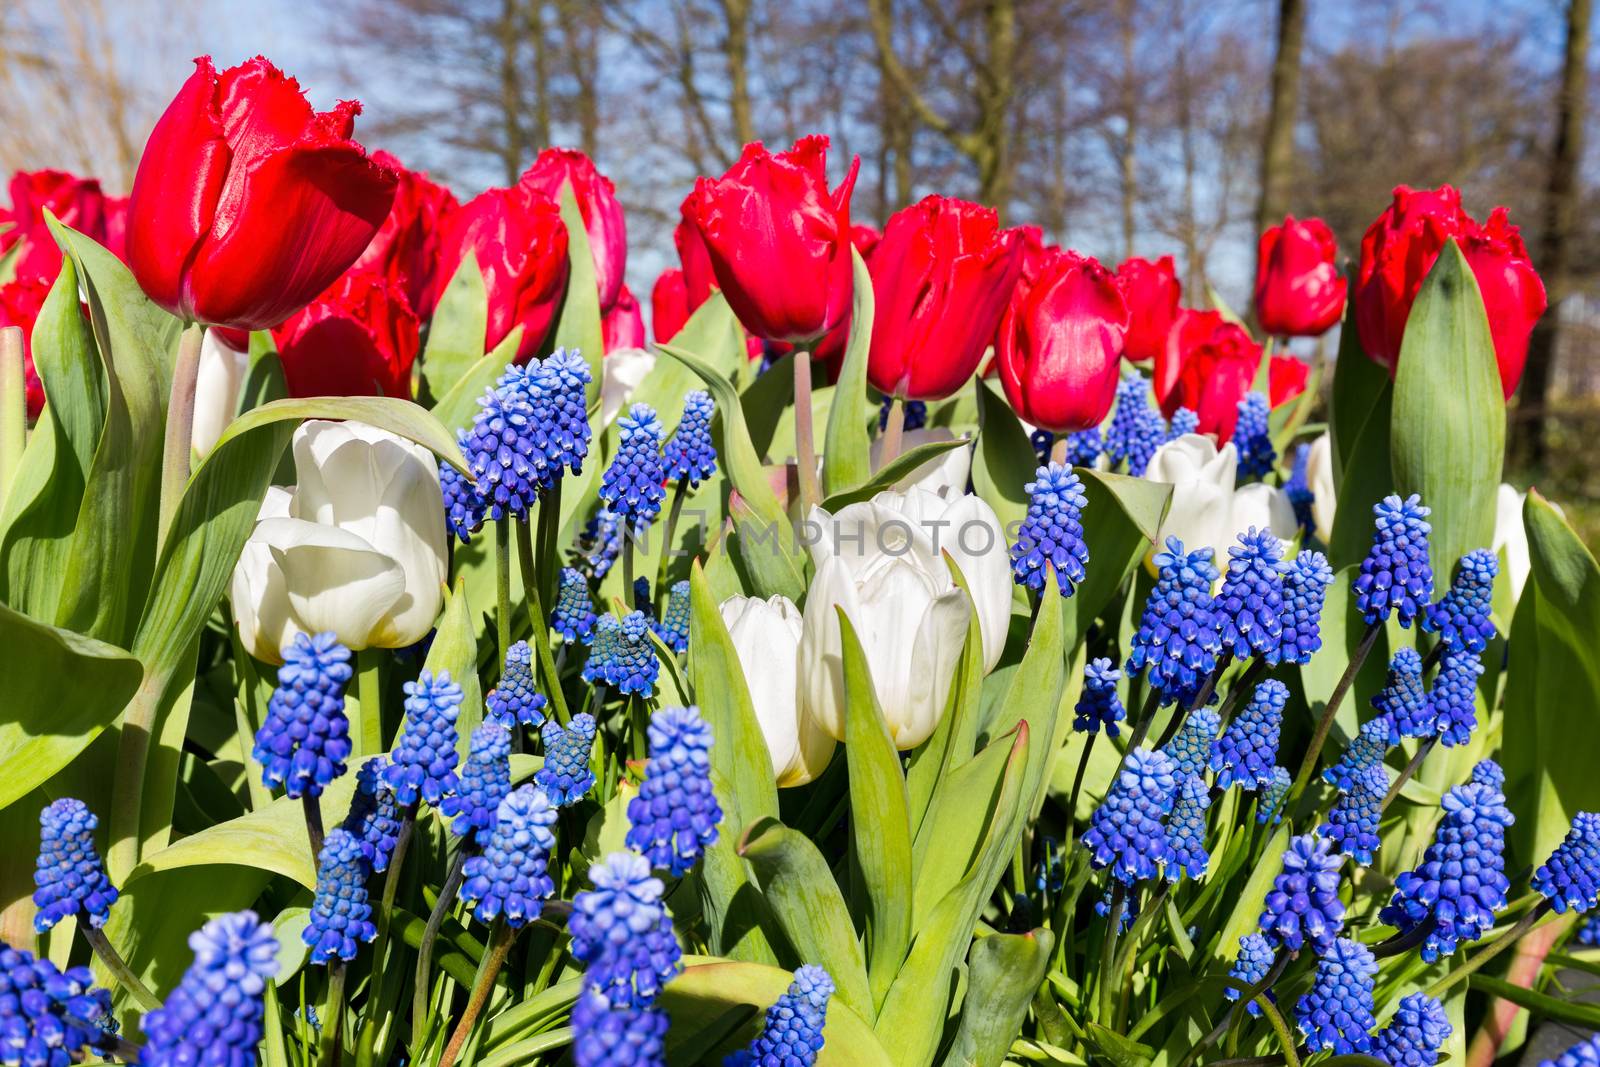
[352,150,458,316]
[603,284,646,353]
[433,184,569,362]
[1116,255,1182,364]
[811,222,890,370]
[1356,184,1545,398]
[126,56,398,330]
[272,271,419,398]
[102,195,129,263]
[1269,353,1309,407]
[866,195,1023,400]
[1255,215,1346,337]
[849,223,882,263]
[520,148,627,312]
[1156,309,1261,441]
[996,250,1127,432]
[685,135,858,343]
[673,209,717,312]
[651,268,689,343]
[0,275,50,417]
[1,169,115,281]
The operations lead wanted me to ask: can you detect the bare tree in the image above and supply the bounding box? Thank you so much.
[1255,0,1306,242]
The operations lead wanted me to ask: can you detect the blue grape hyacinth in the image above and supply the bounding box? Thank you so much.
[303,829,377,964]
[1126,537,1221,707]
[1010,463,1090,596]
[1234,393,1276,478]
[1373,648,1432,738]
[725,965,833,1067]
[663,390,718,487]
[140,911,280,1067]
[1259,766,1292,825]
[583,612,661,697]
[1165,774,1213,882]
[1353,494,1434,627]
[1105,377,1163,476]
[535,713,598,806]
[600,403,668,529]
[1065,428,1103,467]
[1296,937,1377,1055]
[342,757,401,873]
[1226,933,1276,1017]
[1324,717,1393,793]
[1382,780,1513,961]
[1473,758,1506,790]
[1372,992,1451,1067]
[532,348,594,483]
[440,453,484,542]
[1543,1035,1600,1067]
[461,785,560,926]
[383,670,462,807]
[1030,428,1054,466]
[570,852,683,1009]
[1081,747,1178,886]
[1533,811,1600,914]
[1073,658,1126,737]
[1319,769,1384,866]
[487,641,547,729]
[1431,650,1484,748]
[1167,406,1199,441]
[1260,834,1345,952]
[1163,707,1220,779]
[880,396,927,432]
[442,723,513,844]
[1286,442,1315,533]
[33,798,117,932]
[1211,679,1288,790]
[572,987,671,1067]
[1272,550,1333,666]
[578,506,625,580]
[253,631,353,799]
[460,373,539,522]
[626,706,722,876]
[1215,528,1287,660]
[554,567,599,643]
[0,943,114,1067]
[654,580,692,653]
[1422,548,1498,654]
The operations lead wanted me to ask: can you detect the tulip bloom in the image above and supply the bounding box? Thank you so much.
[351,150,458,316]
[1356,185,1545,398]
[1,169,114,281]
[1255,216,1346,337]
[272,271,420,398]
[1270,354,1310,407]
[719,594,836,786]
[520,148,628,312]
[0,275,50,417]
[997,250,1125,432]
[1156,309,1261,440]
[102,195,129,263]
[1305,432,1336,542]
[674,210,718,312]
[651,268,689,343]
[1145,434,1239,569]
[1493,483,1532,607]
[433,184,569,362]
[602,284,646,354]
[867,196,1023,400]
[812,222,891,370]
[1116,255,1182,364]
[127,57,398,330]
[686,135,858,343]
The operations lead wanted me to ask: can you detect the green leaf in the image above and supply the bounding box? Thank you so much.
[971,377,1036,531]
[981,573,1067,820]
[737,817,872,1018]
[836,610,914,1014]
[428,326,525,435]
[1085,1023,1156,1067]
[1328,269,1387,488]
[818,438,966,513]
[1213,823,1289,963]
[423,578,481,758]
[822,248,875,497]
[1389,241,1504,580]
[552,181,604,403]
[419,250,487,403]
[1069,470,1170,649]
[1328,381,1394,571]
[0,603,142,812]
[941,929,1055,1067]
[630,294,746,438]
[911,726,1018,928]
[1466,973,1600,1030]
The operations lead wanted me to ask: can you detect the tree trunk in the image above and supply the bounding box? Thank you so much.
[1117,0,1137,259]
[977,0,1017,213]
[528,0,552,155]
[722,0,755,147]
[501,0,526,183]
[558,0,601,157]
[1513,0,1591,467]
[1254,0,1306,239]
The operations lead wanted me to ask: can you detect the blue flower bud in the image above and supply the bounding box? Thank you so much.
[1214,528,1287,660]
[1533,811,1600,914]
[1081,748,1177,886]
[442,723,513,844]
[487,641,546,728]
[626,706,722,876]
[1010,463,1090,596]
[461,785,559,927]
[554,567,600,643]
[1374,648,1432,738]
[1259,834,1345,953]
[341,757,401,872]
[1353,494,1433,628]
[1421,548,1497,654]
[600,403,667,529]
[725,965,833,1067]
[304,829,377,964]
[383,670,462,807]
[33,798,117,932]
[1166,774,1212,882]
[1211,680,1288,790]
[583,612,661,697]
[1296,937,1377,1054]
[1431,650,1484,748]
[140,911,279,1067]
[1163,708,1221,779]
[1372,992,1450,1067]
[1225,933,1276,1017]
[570,852,683,1009]
[1382,781,1513,961]
[664,390,718,487]
[1073,658,1125,736]
[0,942,114,1066]
[1127,537,1221,707]
[1272,550,1333,666]
[1234,393,1275,478]
[535,713,599,807]
[253,631,353,799]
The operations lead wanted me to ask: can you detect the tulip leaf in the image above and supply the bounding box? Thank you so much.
[911,724,1018,928]
[1068,470,1171,650]
[428,325,525,435]
[423,577,481,759]
[552,181,604,404]
[0,602,142,812]
[941,928,1056,1067]
[818,437,966,513]
[631,294,746,439]
[1212,822,1288,964]
[982,571,1067,820]
[822,247,875,497]
[1328,272,1388,488]
[1389,240,1504,582]
[737,817,873,1018]
[906,558,987,837]
[420,249,487,404]
[1086,1023,1156,1067]
[698,795,780,966]
[1328,380,1394,572]
[740,351,796,460]
[1466,973,1600,1031]
[971,377,1036,531]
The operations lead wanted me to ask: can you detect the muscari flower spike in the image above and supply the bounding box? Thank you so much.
[725,964,833,1067]
[1285,442,1315,533]
[535,713,598,806]
[1372,992,1451,1067]
[303,829,377,964]
[1126,537,1221,707]
[572,987,671,1067]
[487,641,547,729]
[577,506,625,580]
[600,403,668,529]
[554,567,600,643]
[1066,428,1103,467]
[383,669,462,807]
[253,631,354,799]
[442,722,513,845]
[583,612,661,697]
[0,942,114,1067]
[1234,393,1276,478]
[1319,769,1384,866]
[879,396,927,433]
[1296,937,1377,1055]
[1473,758,1506,790]
[654,580,691,654]
[1166,774,1212,882]
[461,784,560,927]
[1373,648,1432,739]
[1431,650,1484,748]
[1258,766,1292,825]
[1105,377,1163,476]
[1211,679,1288,790]
[533,348,594,483]
[1226,933,1276,1017]
[569,851,683,1009]
[1215,528,1287,660]
[1081,747,1177,886]
[1422,547,1498,654]
[1323,717,1393,793]
[1163,707,1220,779]
[626,706,722,876]
[1029,428,1054,466]
[342,757,401,873]
[1272,550,1333,666]
[663,390,718,487]
[1582,914,1600,947]
[460,371,539,522]
[1167,406,1199,442]
[1381,780,1513,961]
[441,449,485,542]
[140,911,279,1067]
[1010,463,1090,597]
[1533,811,1600,914]
[1073,658,1125,736]
[33,798,117,932]
[1353,494,1434,628]
[1259,833,1345,953]
[1543,1035,1600,1067]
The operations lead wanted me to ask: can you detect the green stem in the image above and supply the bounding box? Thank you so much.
[320,963,348,1067]
[1255,994,1302,1067]
[539,479,563,609]
[1216,658,1269,725]
[303,793,326,868]
[622,533,636,603]
[358,650,384,757]
[495,518,512,668]
[1424,901,1552,999]
[517,521,570,723]
[440,921,518,1067]
[1288,621,1381,813]
[412,848,470,1051]
[1065,733,1098,830]
[1098,884,1127,1022]
[1382,736,1437,812]
[654,479,690,606]
[82,925,162,1012]
[793,346,821,513]
[355,805,417,1067]
[0,325,25,501]
[157,323,204,547]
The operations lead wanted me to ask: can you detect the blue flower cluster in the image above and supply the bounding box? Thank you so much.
[440,458,482,542]
[33,798,117,931]
[1533,811,1600,914]
[1473,758,1506,789]
[1272,550,1333,665]
[1226,933,1276,1017]
[1105,377,1163,476]
[1260,834,1345,952]
[1353,494,1434,627]
[1066,428,1103,467]
[1543,1035,1600,1067]
[1010,463,1090,596]
[536,713,599,806]
[569,852,683,1009]
[583,612,661,697]
[1297,937,1377,1054]
[600,404,668,529]
[554,567,600,643]
[1319,772,1384,866]
[461,785,559,926]
[1372,993,1450,1067]
[880,396,927,432]
[663,390,718,487]
[1163,708,1220,779]
[1259,766,1291,825]
[1422,548,1498,653]
[1431,651,1484,748]
[1211,680,1287,790]
[1285,442,1315,533]
[487,641,547,728]
[1233,393,1275,478]
[1324,717,1392,793]
[0,943,114,1066]
[443,722,513,844]
[1073,658,1125,736]
[1127,537,1221,707]
[1374,648,1432,738]
[725,965,834,1067]
[342,757,401,873]
[578,507,626,580]
[572,986,670,1067]
[1166,774,1212,881]
[1167,406,1199,441]
[253,631,353,799]
[532,349,594,484]
[303,829,377,964]
[626,706,722,876]
[1214,528,1286,660]
[459,375,539,523]
[383,670,462,807]
[654,580,692,653]
[140,911,280,1067]
[1082,748,1177,886]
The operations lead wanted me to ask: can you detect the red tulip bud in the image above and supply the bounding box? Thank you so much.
[1115,255,1182,365]
[603,284,646,353]
[272,271,419,398]
[1255,215,1346,337]
[651,268,689,343]
[520,148,628,313]
[352,150,458,319]
[1156,309,1260,441]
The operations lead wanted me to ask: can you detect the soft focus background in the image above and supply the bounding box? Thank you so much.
[2,0,1596,538]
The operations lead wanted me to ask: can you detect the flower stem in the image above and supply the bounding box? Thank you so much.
[622,533,636,603]
[157,324,204,546]
[0,326,26,501]
[412,847,470,1052]
[355,805,417,1067]
[1288,621,1381,813]
[793,347,821,512]
[302,794,325,868]
[539,478,563,608]
[654,479,690,607]
[1382,735,1438,812]
[1424,900,1553,999]
[82,925,162,1012]
[880,394,905,465]
[357,650,383,757]
[1065,732,1098,831]
[440,920,518,1067]
[1216,658,1269,725]
[320,962,347,1067]
[495,518,512,668]
[517,520,570,723]
[1098,884,1127,1022]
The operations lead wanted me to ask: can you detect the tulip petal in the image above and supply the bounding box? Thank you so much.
[938,493,1012,671]
[263,518,407,650]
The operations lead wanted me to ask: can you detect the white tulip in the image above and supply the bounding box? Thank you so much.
[868,427,972,498]
[191,330,250,458]
[230,486,297,661]
[599,346,657,426]
[719,594,836,786]
[1145,433,1238,565]
[1304,432,1336,542]
[1494,483,1532,607]
[1229,483,1298,546]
